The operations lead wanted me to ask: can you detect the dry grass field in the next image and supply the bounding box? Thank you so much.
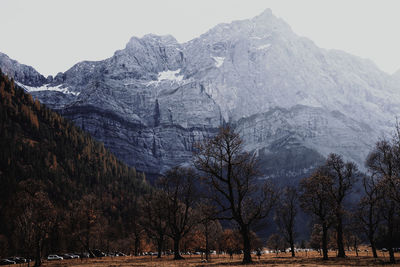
[39,250,400,267]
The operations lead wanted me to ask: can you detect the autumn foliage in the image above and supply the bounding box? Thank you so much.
[0,70,149,263]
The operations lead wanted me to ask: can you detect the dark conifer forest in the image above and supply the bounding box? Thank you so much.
[0,70,149,261]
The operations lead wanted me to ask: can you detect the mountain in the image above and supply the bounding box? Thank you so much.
[2,9,400,180]
[0,70,149,256]
[0,52,48,86]
[0,69,146,204]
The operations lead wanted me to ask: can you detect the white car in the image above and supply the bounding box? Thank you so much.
[47,255,63,260]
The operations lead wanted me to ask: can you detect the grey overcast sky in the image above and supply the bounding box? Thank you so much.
[1,0,400,76]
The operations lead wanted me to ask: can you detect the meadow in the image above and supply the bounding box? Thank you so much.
[41,250,400,267]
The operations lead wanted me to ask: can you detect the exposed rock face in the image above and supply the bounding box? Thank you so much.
[3,9,400,180]
[0,52,47,86]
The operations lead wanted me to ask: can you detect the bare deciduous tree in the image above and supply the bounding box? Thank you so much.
[266,233,285,256]
[274,186,298,257]
[309,224,323,254]
[300,170,334,260]
[366,139,399,264]
[357,175,381,258]
[194,126,277,264]
[68,194,104,258]
[157,166,199,260]
[15,180,57,266]
[220,229,241,255]
[128,194,145,257]
[323,153,358,258]
[142,191,169,258]
[197,202,220,262]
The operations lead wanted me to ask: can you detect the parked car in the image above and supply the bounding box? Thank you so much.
[63,254,74,259]
[8,257,26,263]
[79,252,89,258]
[93,250,105,257]
[0,259,16,265]
[115,252,126,256]
[47,255,63,260]
[63,253,79,259]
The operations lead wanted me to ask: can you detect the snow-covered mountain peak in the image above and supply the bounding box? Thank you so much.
[255,8,273,18]
[3,9,400,177]
[126,34,180,50]
[193,9,293,44]
[141,34,178,45]
[250,8,292,32]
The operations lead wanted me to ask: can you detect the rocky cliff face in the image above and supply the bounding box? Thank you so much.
[3,9,400,180]
[0,52,47,86]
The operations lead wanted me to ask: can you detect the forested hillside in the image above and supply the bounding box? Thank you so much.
[0,69,149,260]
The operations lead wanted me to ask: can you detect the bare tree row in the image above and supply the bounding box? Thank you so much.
[193,125,400,264]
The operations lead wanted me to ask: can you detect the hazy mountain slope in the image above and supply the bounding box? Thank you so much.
[2,9,400,179]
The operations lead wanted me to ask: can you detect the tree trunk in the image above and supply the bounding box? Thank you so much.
[157,236,163,258]
[34,239,41,267]
[289,233,295,257]
[290,241,295,257]
[368,231,378,258]
[371,241,378,258]
[336,216,346,258]
[354,238,358,257]
[205,224,209,261]
[134,236,140,256]
[173,236,184,260]
[86,229,91,256]
[371,246,377,258]
[241,226,252,264]
[322,223,329,260]
[388,203,396,264]
[389,248,396,264]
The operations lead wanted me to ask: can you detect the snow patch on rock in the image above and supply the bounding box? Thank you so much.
[250,34,271,40]
[158,69,184,81]
[17,82,80,96]
[212,56,225,68]
[146,69,184,86]
[257,44,271,50]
